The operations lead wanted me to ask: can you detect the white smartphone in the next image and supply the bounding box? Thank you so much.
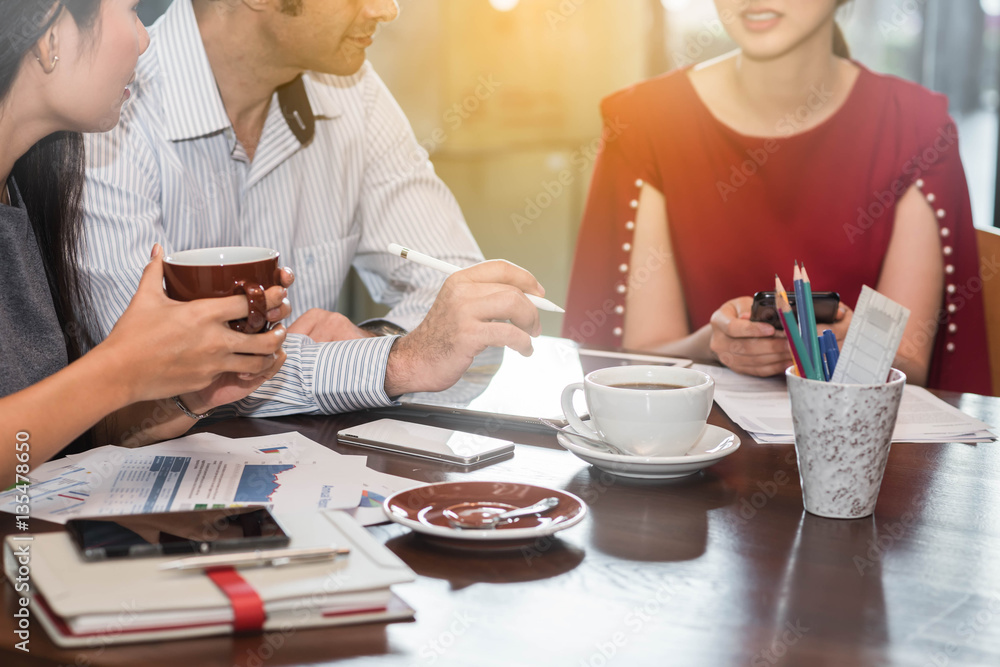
[337,419,515,466]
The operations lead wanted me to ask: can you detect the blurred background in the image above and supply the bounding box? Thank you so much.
[138,0,1000,335]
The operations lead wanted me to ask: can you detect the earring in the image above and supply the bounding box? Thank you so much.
[35,55,59,70]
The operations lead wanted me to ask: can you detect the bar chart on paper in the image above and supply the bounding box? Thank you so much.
[0,462,92,520]
[232,465,294,504]
[0,432,418,524]
[88,454,260,514]
[67,437,371,516]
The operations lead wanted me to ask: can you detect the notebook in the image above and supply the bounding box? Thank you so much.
[3,510,415,647]
[372,336,691,431]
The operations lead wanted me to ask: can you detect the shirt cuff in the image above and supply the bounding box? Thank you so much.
[309,334,401,414]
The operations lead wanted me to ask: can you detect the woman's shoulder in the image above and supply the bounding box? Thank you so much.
[854,64,952,133]
[599,68,698,125]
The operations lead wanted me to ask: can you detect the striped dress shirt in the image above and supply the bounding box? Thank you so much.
[81,0,483,416]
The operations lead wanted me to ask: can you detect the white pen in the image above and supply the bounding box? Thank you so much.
[158,546,350,571]
[387,243,565,313]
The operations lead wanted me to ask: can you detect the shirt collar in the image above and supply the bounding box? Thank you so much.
[154,0,342,143]
[301,71,346,121]
[154,0,231,142]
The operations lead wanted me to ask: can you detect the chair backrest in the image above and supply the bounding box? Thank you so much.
[976,227,1000,396]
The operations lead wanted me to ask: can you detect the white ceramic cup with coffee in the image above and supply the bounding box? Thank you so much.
[561,365,715,457]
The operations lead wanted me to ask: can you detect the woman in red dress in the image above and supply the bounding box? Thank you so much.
[563,0,990,394]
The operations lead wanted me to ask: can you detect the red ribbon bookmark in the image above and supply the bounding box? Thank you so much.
[206,567,266,633]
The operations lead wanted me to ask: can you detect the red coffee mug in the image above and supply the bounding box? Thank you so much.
[163,247,280,334]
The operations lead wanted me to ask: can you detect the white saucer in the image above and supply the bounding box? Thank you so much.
[556,424,741,479]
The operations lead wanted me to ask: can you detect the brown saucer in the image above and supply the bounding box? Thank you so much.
[383,481,586,549]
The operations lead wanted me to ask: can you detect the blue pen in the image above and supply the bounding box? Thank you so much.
[822,329,840,376]
[819,335,831,381]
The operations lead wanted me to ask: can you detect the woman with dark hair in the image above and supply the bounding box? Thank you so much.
[563,0,990,394]
[0,0,292,480]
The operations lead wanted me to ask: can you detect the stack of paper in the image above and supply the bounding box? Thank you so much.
[694,364,996,445]
[0,431,421,525]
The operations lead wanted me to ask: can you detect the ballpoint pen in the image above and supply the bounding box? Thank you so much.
[158,546,350,571]
[387,243,565,313]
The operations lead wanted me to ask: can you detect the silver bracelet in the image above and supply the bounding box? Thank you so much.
[172,395,215,420]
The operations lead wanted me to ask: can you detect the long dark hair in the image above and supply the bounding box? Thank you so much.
[1,0,102,361]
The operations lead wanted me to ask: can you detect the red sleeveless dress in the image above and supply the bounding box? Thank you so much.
[563,64,990,395]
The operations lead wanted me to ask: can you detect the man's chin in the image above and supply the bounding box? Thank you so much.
[320,55,367,77]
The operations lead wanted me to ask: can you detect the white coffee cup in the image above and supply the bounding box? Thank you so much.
[561,365,715,457]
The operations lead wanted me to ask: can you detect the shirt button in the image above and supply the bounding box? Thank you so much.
[943,246,953,256]
[622,242,632,252]
[916,178,925,188]
[615,305,624,315]
[948,323,958,333]
[948,303,957,313]
[625,221,635,231]
[946,342,956,352]
[619,263,629,273]
[635,179,644,188]
[940,227,951,238]
[629,199,639,209]
[937,209,946,219]
[926,193,936,203]
[616,284,627,294]
[612,327,623,337]
[947,284,956,294]
[945,264,955,275]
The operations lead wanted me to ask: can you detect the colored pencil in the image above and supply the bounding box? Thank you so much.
[793,262,814,372]
[776,276,819,380]
[800,264,822,376]
[777,307,805,377]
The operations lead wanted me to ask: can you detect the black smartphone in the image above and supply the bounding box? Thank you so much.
[750,291,840,330]
[65,507,290,561]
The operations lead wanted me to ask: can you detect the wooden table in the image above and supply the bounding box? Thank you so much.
[3,393,1000,666]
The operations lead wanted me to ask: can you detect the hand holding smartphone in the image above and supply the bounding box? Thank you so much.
[750,291,840,330]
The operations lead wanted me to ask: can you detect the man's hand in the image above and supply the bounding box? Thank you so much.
[384,260,543,395]
[709,296,791,377]
[288,309,375,342]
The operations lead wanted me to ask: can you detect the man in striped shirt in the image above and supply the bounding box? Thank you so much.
[81,0,545,420]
